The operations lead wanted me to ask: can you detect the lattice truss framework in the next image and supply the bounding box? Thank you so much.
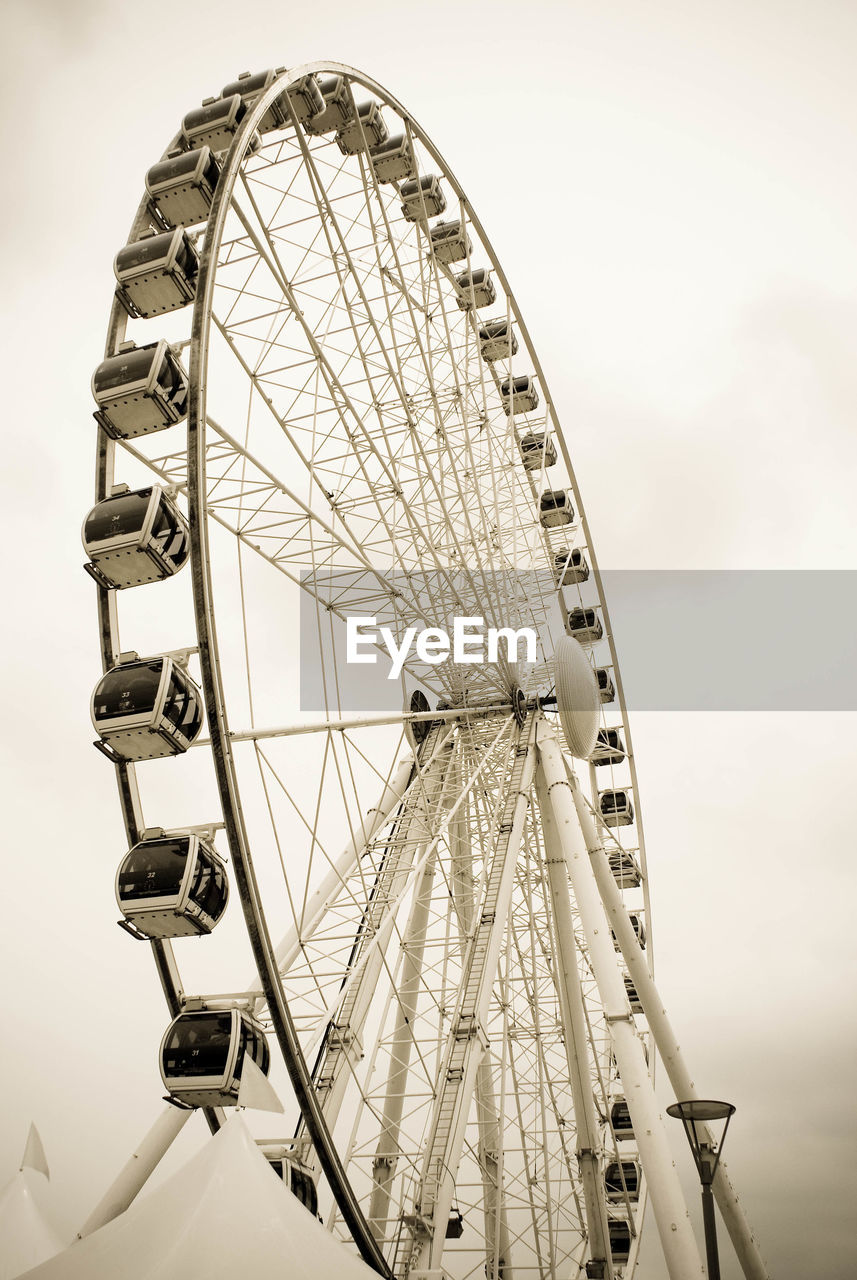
[118,106,615,704]
[245,715,644,1278]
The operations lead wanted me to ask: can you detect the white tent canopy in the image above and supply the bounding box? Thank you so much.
[0,1127,66,1280]
[19,1115,378,1280]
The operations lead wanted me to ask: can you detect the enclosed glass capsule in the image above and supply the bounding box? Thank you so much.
[623,974,643,1014]
[282,73,325,124]
[82,486,189,589]
[116,833,228,939]
[596,667,615,703]
[91,655,204,761]
[336,100,387,154]
[305,75,353,135]
[220,69,291,132]
[501,375,539,416]
[454,266,495,310]
[145,147,220,229]
[92,340,188,439]
[264,1149,319,1214]
[629,912,646,946]
[610,1098,635,1140]
[114,228,198,318]
[612,912,646,951]
[608,1219,632,1265]
[181,95,251,152]
[160,1009,270,1108]
[600,789,635,828]
[429,219,472,265]
[539,489,574,528]
[445,1210,465,1239]
[370,134,416,183]
[400,174,447,222]
[554,548,589,585]
[479,318,518,362]
[405,689,436,751]
[567,606,602,644]
[605,1160,641,1203]
[520,432,557,471]
[591,727,626,766]
[608,849,641,888]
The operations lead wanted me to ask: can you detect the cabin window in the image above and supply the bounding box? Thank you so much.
[95,348,158,394]
[290,1168,318,1214]
[235,1019,269,1080]
[163,1013,232,1077]
[85,491,152,544]
[116,233,174,273]
[161,679,190,730]
[95,662,162,719]
[149,500,186,560]
[118,839,188,900]
[223,71,271,97]
[188,851,226,917]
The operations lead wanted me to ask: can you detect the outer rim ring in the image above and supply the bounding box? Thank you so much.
[187,67,399,1274]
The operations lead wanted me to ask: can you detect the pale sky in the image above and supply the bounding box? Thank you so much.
[1,2,855,1277]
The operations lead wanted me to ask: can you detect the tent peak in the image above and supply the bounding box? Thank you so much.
[20,1124,50,1180]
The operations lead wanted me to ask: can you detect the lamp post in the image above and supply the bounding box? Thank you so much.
[666,1099,736,1280]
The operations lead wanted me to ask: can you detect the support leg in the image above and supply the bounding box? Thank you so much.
[77,1104,193,1237]
[537,723,705,1280]
[408,717,537,1276]
[368,847,438,1239]
[535,771,614,1279]
[566,762,771,1280]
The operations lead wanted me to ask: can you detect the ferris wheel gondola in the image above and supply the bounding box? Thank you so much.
[160,1009,270,1108]
[116,833,229,940]
[83,61,770,1280]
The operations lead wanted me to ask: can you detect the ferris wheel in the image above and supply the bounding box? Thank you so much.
[82,62,769,1280]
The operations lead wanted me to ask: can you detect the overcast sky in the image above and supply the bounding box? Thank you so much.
[1,2,855,1277]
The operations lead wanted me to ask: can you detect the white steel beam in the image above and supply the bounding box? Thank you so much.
[537,722,705,1280]
[198,704,515,748]
[77,1105,193,1237]
[270,719,516,1048]
[309,731,455,1136]
[450,751,514,1280]
[407,714,538,1275]
[567,765,771,1280]
[368,846,438,1239]
[474,1055,514,1280]
[534,771,614,1279]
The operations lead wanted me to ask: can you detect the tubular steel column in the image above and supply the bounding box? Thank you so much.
[448,751,514,1280]
[535,771,614,1279]
[474,1055,514,1280]
[567,765,771,1280]
[310,732,454,1138]
[77,1105,193,1237]
[408,715,537,1276]
[537,722,705,1280]
[368,846,439,1238]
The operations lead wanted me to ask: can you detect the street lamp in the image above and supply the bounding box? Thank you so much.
[666,1099,735,1280]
